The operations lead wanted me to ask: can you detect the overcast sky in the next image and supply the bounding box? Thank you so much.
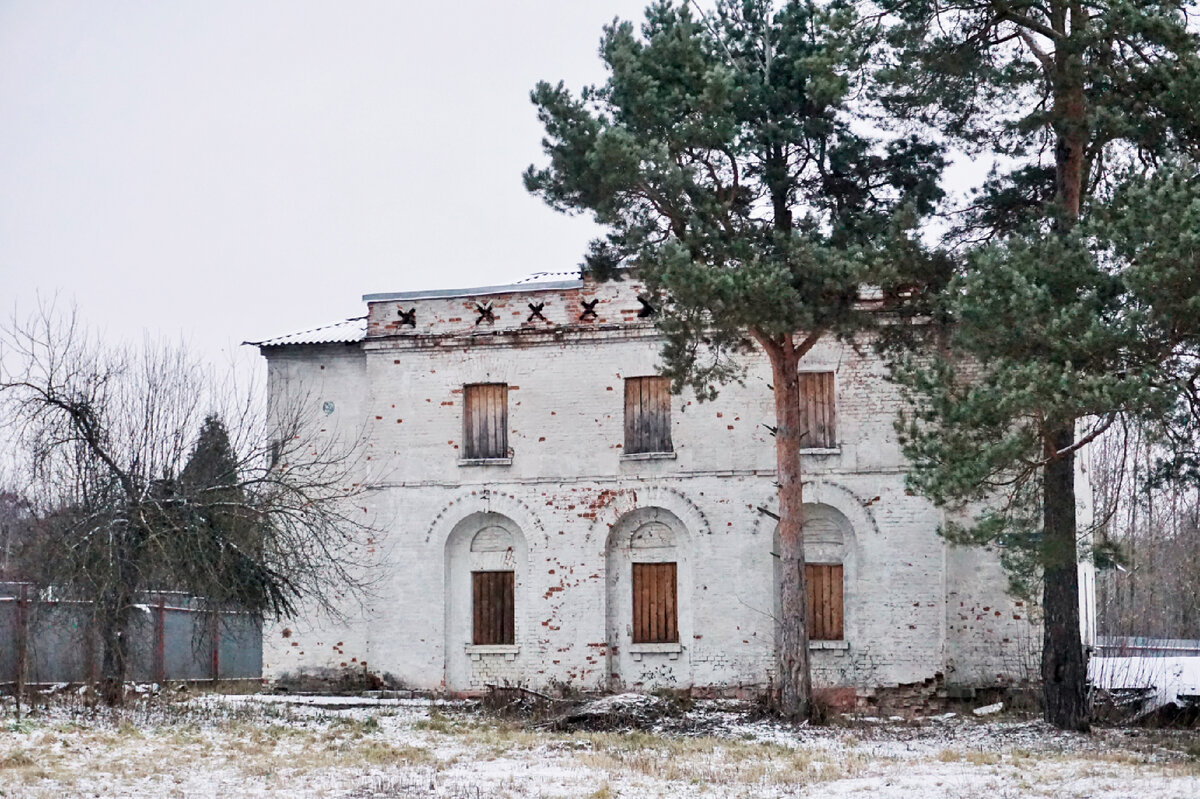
[1,1,654,363]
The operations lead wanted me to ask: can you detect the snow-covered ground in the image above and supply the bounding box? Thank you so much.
[0,693,1197,798]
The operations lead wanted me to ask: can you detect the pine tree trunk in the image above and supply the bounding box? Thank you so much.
[1041,426,1090,730]
[764,333,813,722]
[1039,19,1090,730]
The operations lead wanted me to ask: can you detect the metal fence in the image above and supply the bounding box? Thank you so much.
[0,583,261,687]
[1095,636,1200,658]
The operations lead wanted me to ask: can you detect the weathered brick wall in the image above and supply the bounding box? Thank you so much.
[944,541,1041,687]
[261,278,1041,693]
[261,347,375,678]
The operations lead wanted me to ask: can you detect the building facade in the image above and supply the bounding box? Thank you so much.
[255,274,1081,697]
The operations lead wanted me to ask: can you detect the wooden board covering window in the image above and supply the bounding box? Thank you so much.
[463,383,508,459]
[624,376,672,454]
[798,372,836,449]
[806,563,844,641]
[472,571,514,645]
[632,562,678,643]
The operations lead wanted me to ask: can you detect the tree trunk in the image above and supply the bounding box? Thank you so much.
[1039,19,1090,731]
[99,602,130,707]
[763,332,813,722]
[14,584,28,720]
[1042,425,1090,731]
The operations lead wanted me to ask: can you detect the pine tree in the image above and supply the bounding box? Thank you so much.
[879,0,1200,730]
[175,414,276,612]
[527,0,943,720]
[181,414,239,491]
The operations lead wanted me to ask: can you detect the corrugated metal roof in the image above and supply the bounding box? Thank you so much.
[248,316,367,348]
[362,270,585,303]
[513,270,582,284]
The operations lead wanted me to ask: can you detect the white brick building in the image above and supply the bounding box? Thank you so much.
[255,274,1086,699]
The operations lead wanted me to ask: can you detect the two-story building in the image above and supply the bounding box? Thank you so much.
[254,273,1075,700]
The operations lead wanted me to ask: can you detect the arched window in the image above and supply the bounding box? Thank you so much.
[773,504,854,643]
[630,521,678,643]
[604,507,692,689]
[470,526,515,645]
[803,509,845,641]
[444,512,527,691]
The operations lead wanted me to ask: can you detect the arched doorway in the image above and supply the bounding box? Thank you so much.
[444,512,528,691]
[605,507,692,690]
[772,503,857,646]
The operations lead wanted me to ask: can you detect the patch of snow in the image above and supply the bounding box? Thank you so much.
[1090,656,1200,714]
[4,695,1196,799]
[252,316,368,347]
[578,692,658,714]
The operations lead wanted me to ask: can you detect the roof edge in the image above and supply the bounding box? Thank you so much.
[363,279,583,303]
[245,315,368,348]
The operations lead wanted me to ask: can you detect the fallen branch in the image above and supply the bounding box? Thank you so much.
[484,683,565,703]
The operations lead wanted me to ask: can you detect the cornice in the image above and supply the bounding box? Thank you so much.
[361,321,661,352]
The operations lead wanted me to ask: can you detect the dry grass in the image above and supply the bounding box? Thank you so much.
[1,697,1198,798]
[0,703,442,793]
[936,748,1001,765]
[0,747,36,768]
[930,741,1200,785]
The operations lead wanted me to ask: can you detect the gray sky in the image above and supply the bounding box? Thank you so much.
[1,1,651,363]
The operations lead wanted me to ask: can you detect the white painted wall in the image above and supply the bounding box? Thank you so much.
[260,278,1042,694]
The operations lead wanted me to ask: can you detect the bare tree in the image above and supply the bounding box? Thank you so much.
[0,487,33,582]
[1092,423,1200,641]
[0,302,378,704]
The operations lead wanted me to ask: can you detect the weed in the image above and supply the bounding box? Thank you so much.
[3,719,35,734]
[358,741,433,766]
[116,721,142,738]
[964,750,1001,766]
[651,687,695,714]
[0,748,35,768]
[414,707,454,733]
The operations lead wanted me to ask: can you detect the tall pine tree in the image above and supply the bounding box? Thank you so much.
[879,0,1200,729]
[527,0,943,720]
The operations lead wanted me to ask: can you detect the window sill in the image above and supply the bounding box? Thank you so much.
[809,640,849,650]
[467,644,519,661]
[458,457,513,467]
[620,451,677,462]
[629,642,683,661]
[799,447,840,456]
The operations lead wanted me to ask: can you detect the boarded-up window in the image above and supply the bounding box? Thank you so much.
[472,570,514,645]
[632,562,678,643]
[625,377,672,454]
[463,383,508,459]
[799,372,836,449]
[806,563,844,641]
